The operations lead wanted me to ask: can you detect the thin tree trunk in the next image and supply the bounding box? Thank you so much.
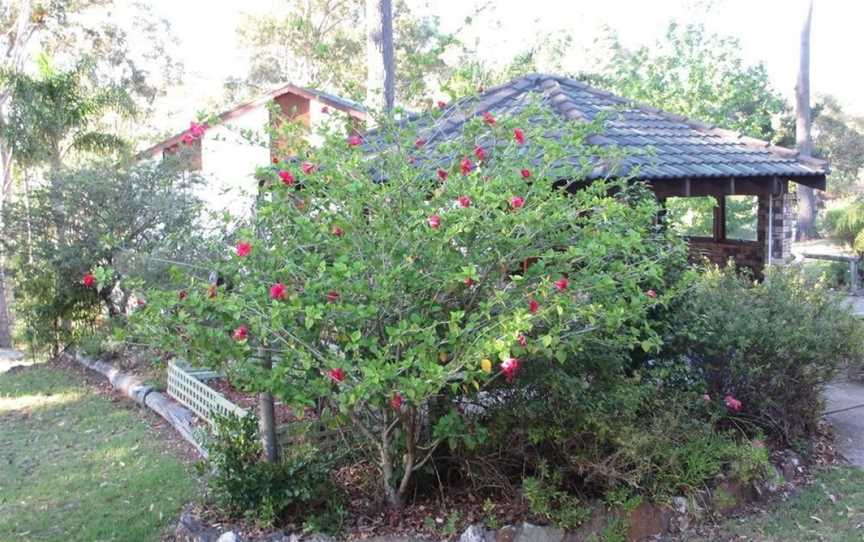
[0,141,13,347]
[258,346,279,462]
[366,0,395,112]
[795,0,816,240]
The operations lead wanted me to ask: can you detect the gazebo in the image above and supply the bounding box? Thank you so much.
[407,74,828,272]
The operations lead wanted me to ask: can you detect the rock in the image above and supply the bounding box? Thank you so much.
[460,524,491,542]
[711,480,749,515]
[515,522,564,542]
[668,497,691,534]
[303,534,336,542]
[174,511,220,542]
[780,451,802,482]
[217,532,240,542]
[625,502,670,541]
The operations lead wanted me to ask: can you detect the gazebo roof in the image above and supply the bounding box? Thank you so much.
[399,74,827,187]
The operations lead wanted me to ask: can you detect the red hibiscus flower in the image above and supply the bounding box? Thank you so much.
[390,393,403,410]
[415,138,426,148]
[326,290,340,303]
[528,299,539,314]
[724,395,742,412]
[474,145,486,161]
[348,134,363,146]
[457,196,472,208]
[232,325,248,342]
[236,241,252,257]
[501,357,520,382]
[181,133,195,146]
[427,214,441,229]
[554,277,569,291]
[518,334,527,347]
[82,273,96,288]
[279,170,295,186]
[332,225,344,237]
[646,289,658,298]
[437,169,448,181]
[482,111,496,125]
[514,128,525,144]
[328,367,345,382]
[302,162,316,175]
[178,290,188,300]
[460,157,473,176]
[270,282,287,300]
[272,157,279,164]
[521,168,532,179]
[464,277,476,287]
[136,298,146,306]
[437,100,447,110]
[321,106,330,114]
[510,196,525,209]
[189,121,206,138]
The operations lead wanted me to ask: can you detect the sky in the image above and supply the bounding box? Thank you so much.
[141,0,863,132]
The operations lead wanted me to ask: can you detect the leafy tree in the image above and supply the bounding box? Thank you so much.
[135,102,686,511]
[1,156,205,351]
[812,95,864,196]
[589,22,786,141]
[228,0,462,107]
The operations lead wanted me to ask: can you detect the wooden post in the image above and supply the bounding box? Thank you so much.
[713,195,726,242]
[258,346,279,462]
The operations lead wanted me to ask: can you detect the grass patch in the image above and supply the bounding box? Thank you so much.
[686,466,864,541]
[0,363,197,541]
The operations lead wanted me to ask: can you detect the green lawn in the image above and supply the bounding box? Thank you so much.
[682,466,864,541]
[0,362,198,542]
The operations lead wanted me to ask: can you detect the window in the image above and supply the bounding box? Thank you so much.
[725,195,758,241]
[665,196,715,238]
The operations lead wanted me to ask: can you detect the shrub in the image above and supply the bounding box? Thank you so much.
[824,200,864,253]
[661,265,864,443]
[205,413,340,528]
[467,358,756,502]
[2,156,206,353]
[136,101,688,510]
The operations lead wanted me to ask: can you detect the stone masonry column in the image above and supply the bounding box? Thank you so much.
[761,185,795,265]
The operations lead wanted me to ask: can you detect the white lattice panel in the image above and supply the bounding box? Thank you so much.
[167,360,248,426]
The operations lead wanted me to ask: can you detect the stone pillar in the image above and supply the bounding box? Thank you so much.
[760,185,795,266]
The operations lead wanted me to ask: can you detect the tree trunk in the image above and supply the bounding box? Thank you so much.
[795,0,816,240]
[258,346,279,462]
[0,140,15,347]
[366,0,395,112]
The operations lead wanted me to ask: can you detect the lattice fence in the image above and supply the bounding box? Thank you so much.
[167,360,248,427]
[167,360,344,452]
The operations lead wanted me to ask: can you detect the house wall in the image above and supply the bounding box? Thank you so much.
[198,105,271,221]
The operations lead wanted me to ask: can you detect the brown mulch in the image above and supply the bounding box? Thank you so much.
[208,379,298,425]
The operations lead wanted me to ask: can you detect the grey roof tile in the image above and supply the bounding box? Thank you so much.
[366,74,828,182]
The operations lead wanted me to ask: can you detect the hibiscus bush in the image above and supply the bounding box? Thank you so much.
[135,101,688,511]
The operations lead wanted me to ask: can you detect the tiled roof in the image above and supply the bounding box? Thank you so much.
[392,74,827,182]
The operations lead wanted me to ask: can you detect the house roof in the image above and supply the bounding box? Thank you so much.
[395,73,828,185]
[140,83,366,159]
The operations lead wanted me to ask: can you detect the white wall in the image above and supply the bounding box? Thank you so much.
[199,105,271,222]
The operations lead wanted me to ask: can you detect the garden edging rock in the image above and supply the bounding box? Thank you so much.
[67,351,207,457]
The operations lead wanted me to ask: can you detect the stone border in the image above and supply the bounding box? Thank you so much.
[69,351,208,458]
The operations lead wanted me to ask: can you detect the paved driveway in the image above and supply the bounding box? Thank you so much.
[825,380,864,468]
